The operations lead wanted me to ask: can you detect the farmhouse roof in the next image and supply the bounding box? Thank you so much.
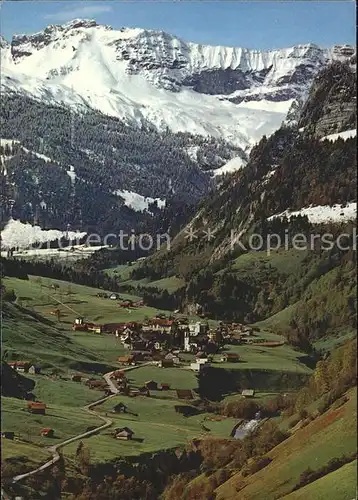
[165,352,179,359]
[242,389,255,396]
[28,402,46,408]
[115,426,134,435]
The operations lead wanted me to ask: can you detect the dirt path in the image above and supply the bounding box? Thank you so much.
[11,364,150,485]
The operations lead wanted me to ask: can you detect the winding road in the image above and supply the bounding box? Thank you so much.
[10,363,152,486]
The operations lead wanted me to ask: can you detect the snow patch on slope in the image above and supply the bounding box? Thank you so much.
[212,156,247,176]
[114,190,166,212]
[321,129,356,142]
[1,219,87,249]
[268,203,357,224]
[22,147,55,163]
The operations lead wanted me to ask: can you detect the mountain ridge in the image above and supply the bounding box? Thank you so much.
[1,19,355,149]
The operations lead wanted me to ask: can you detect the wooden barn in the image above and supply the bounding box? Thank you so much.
[40,428,54,438]
[28,402,46,415]
[114,427,134,440]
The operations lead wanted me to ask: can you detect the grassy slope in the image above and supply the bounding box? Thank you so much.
[1,375,105,465]
[3,276,172,325]
[105,263,185,293]
[282,460,357,500]
[216,342,312,374]
[215,387,357,500]
[126,365,199,390]
[230,248,310,275]
[2,275,175,372]
[253,261,356,346]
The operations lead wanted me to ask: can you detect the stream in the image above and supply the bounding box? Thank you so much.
[232,412,262,439]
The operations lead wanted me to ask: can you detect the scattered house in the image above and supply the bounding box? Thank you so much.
[72,323,87,331]
[114,427,134,440]
[189,322,208,336]
[74,317,84,325]
[71,374,82,382]
[176,389,194,400]
[112,370,125,380]
[40,428,54,438]
[221,353,241,363]
[145,380,158,390]
[165,352,180,364]
[28,402,46,415]
[28,365,41,375]
[112,402,127,413]
[190,362,208,372]
[158,359,174,368]
[8,361,31,372]
[15,362,30,373]
[1,431,15,440]
[242,389,255,398]
[109,293,119,300]
[118,355,135,365]
[87,324,103,334]
[138,386,150,396]
[195,352,210,364]
[160,383,170,391]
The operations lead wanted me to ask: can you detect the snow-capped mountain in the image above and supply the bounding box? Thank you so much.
[1,19,354,150]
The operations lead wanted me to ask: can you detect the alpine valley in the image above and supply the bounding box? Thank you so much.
[0,16,357,500]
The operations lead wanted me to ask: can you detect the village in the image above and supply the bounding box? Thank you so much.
[71,313,260,366]
[3,282,286,449]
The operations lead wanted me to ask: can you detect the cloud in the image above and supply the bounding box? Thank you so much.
[43,4,113,22]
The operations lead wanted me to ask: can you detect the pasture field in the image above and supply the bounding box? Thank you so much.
[212,342,312,374]
[3,276,170,327]
[104,263,185,293]
[1,376,105,464]
[2,301,117,374]
[126,365,199,391]
[63,394,238,461]
[230,248,310,276]
[1,394,99,447]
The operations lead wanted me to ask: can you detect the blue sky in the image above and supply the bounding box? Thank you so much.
[1,1,355,49]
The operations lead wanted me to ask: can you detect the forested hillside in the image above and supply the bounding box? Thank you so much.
[0,93,244,233]
[108,61,357,349]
